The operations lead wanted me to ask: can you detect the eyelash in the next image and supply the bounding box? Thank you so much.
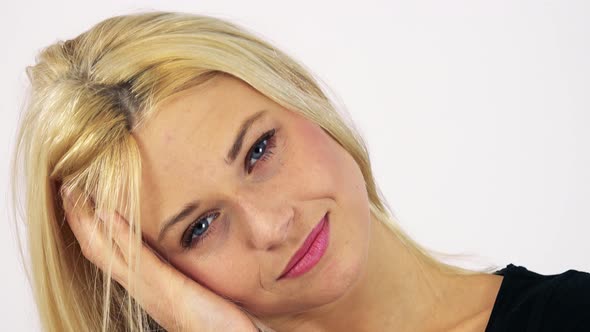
[180,128,278,250]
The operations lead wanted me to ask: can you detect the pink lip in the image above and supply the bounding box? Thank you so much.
[278,212,330,280]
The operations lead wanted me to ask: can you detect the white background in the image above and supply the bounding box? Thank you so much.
[1,0,589,329]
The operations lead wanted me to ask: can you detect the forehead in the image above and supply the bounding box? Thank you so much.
[135,74,275,164]
[141,75,267,135]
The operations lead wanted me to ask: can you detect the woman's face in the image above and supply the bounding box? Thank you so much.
[132,74,371,317]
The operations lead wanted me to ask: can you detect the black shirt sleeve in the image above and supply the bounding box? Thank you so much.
[485,264,590,332]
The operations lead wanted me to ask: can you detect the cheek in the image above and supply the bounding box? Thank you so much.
[285,123,343,192]
[292,119,371,254]
[173,249,259,301]
[296,121,369,212]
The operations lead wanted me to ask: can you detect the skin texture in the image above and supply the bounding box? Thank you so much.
[129,74,504,331]
[133,74,371,320]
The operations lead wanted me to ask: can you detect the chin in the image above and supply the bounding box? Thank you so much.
[262,238,369,318]
[318,240,368,302]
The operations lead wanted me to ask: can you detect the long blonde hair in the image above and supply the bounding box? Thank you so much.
[11,11,496,332]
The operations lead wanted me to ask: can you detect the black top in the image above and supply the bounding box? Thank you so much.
[485,263,590,332]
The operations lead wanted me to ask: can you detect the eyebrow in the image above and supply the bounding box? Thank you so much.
[157,110,268,243]
[224,109,268,165]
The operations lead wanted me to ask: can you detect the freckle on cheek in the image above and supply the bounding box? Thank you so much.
[163,133,173,143]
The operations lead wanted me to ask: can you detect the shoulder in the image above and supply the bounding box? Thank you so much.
[539,268,590,330]
[486,264,590,332]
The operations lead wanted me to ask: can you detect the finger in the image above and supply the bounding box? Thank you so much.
[94,210,255,332]
[95,209,176,289]
[63,187,126,276]
[62,190,235,331]
[63,187,104,263]
[95,210,199,328]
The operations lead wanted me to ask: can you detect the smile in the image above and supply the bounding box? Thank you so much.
[278,212,330,280]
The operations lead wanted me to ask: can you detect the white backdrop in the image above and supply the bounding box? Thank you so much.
[1,0,589,329]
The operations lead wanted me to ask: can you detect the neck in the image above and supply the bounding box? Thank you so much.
[269,215,494,332]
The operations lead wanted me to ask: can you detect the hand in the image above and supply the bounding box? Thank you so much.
[63,187,261,332]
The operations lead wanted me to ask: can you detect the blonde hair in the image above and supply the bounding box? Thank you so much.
[11,11,497,332]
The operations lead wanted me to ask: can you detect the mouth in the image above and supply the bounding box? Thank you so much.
[277,212,330,280]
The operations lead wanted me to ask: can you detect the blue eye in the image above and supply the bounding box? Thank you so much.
[245,128,277,173]
[181,212,219,249]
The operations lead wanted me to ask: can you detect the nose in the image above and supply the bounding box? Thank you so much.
[233,187,293,251]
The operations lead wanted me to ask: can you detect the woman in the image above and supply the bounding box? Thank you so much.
[12,11,589,332]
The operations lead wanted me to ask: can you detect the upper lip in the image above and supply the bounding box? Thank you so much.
[278,212,328,279]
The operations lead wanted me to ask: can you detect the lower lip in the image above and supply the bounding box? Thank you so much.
[279,214,330,280]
